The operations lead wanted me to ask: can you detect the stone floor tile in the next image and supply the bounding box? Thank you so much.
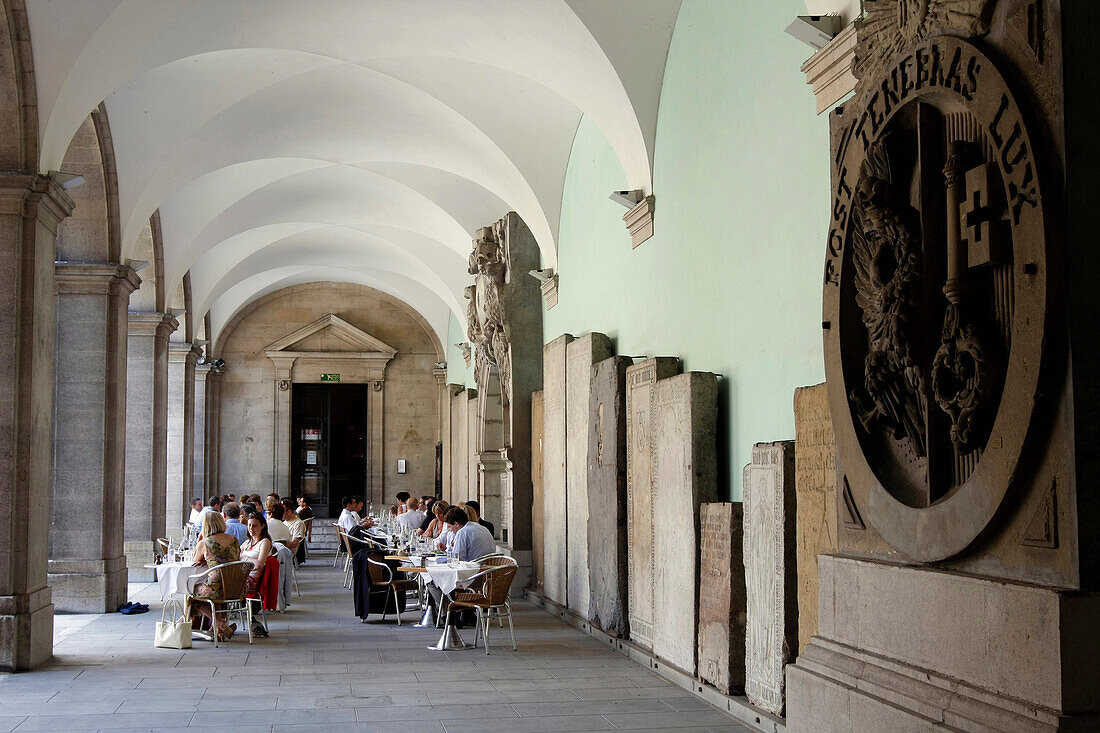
[602,711,741,729]
[0,717,26,733]
[11,712,184,730]
[511,700,673,718]
[574,686,693,701]
[440,715,619,732]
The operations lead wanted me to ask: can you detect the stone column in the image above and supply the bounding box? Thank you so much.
[204,368,223,498]
[48,263,139,613]
[268,355,295,497]
[166,342,199,537]
[123,312,176,580]
[0,174,74,671]
[192,363,209,499]
[368,380,385,505]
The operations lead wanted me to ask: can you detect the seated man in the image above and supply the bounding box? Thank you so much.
[187,497,204,526]
[464,500,495,537]
[444,506,496,561]
[337,495,374,533]
[267,502,295,547]
[394,497,425,532]
[200,495,221,518]
[221,502,249,543]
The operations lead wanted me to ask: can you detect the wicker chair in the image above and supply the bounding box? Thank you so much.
[365,554,418,625]
[343,533,386,588]
[332,523,346,568]
[446,563,518,654]
[184,560,256,647]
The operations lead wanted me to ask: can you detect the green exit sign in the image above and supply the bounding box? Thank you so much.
[320,373,340,382]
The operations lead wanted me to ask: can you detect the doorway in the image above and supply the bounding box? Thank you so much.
[290,383,368,517]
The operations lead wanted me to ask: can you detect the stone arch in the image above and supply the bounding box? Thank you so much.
[0,0,35,170]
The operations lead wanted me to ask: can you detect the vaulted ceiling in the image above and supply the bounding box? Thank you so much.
[26,0,684,348]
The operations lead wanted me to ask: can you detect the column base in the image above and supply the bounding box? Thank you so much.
[0,587,53,671]
[47,557,128,613]
[124,540,156,582]
[786,555,1100,732]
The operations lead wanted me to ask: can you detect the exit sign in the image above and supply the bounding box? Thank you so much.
[320,373,340,382]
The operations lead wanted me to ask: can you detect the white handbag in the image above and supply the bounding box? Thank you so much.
[154,599,192,649]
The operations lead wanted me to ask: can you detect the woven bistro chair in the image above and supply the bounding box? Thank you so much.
[332,523,346,568]
[184,560,256,647]
[446,564,518,654]
[365,554,418,625]
[342,533,387,588]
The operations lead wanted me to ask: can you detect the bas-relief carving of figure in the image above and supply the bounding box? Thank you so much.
[466,224,512,401]
[848,138,928,457]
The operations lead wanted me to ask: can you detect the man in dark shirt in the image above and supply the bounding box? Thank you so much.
[465,500,495,537]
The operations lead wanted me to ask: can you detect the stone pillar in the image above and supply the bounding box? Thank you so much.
[48,263,139,612]
[368,379,385,505]
[530,390,544,591]
[448,389,469,504]
[268,355,295,497]
[541,334,571,606]
[0,174,74,671]
[698,502,746,695]
[192,363,209,499]
[122,312,176,581]
[204,368,223,498]
[165,342,199,537]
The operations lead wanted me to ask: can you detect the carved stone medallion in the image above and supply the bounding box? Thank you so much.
[824,35,1047,562]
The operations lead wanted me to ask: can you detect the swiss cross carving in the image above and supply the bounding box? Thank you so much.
[961,163,1010,268]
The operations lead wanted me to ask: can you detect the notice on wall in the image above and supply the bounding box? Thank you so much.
[306,450,318,466]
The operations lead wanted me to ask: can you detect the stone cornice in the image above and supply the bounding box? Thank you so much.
[168,341,203,364]
[801,22,857,114]
[624,195,655,248]
[54,262,140,296]
[0,171,76,228]
[127,311,178,338]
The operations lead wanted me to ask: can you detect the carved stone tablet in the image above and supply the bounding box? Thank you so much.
[625,357,679,650]
[530,390,544,591]
[743,441,797,716]
[793,384,837,653]
[698,502,746,695]
[449,390,469,503]
[587,356,632,636]
[542,334,571,605]
[565,333,613,619]
[652,372,718,675]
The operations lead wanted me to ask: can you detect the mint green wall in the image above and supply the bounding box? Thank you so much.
[544,0,829,500]
[447,313,475,388]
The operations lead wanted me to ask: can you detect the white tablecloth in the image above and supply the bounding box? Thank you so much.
[423,561,480,595]
[155,562,206,599]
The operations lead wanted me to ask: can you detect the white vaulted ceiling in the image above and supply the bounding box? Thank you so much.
[25,0,682,348]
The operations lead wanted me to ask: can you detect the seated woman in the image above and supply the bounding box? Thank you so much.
[241,514,274,637]
[418,500,449,538]
[188,512,241,641]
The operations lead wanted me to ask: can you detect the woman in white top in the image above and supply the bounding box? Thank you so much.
[241,514,273,592]
[419,500,449,539]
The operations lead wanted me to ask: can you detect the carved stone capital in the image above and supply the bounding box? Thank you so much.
[0,171,75,230]
[168,342,202,365]
[623,195,655,248]
[127,311,178,340]
[800,22,857,114]
[55,262,140,296]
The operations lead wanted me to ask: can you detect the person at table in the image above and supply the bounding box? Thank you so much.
[282,498,308,563]
[463,500,495,537]
[241,514,273,593]
[265,499,292,545]
[187,497,204,526]
[444,506,496,561]
[200,495,222,519]
[418,500,448,539]
[395,497,425,532]
[395,491,411,513]
[338,495,374,533]
[222,502,249,544]
[188,512,241,642]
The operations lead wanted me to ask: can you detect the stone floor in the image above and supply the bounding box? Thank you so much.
[1,558,751,733]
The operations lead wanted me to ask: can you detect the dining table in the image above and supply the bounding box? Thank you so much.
[145,561,207,600]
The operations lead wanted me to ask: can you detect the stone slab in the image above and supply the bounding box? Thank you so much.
[625,357,679,651]
[587,355,631,636]
[530,390,544,591]
[787,555,1100,731]
[449,390,468,504]
[542,334,572,606]
[651,371,718,675]
[793,384,837,654]
[698,502,746,695]
[466,395,479,504]
[565,333,612,619]
[743,440,797,716]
